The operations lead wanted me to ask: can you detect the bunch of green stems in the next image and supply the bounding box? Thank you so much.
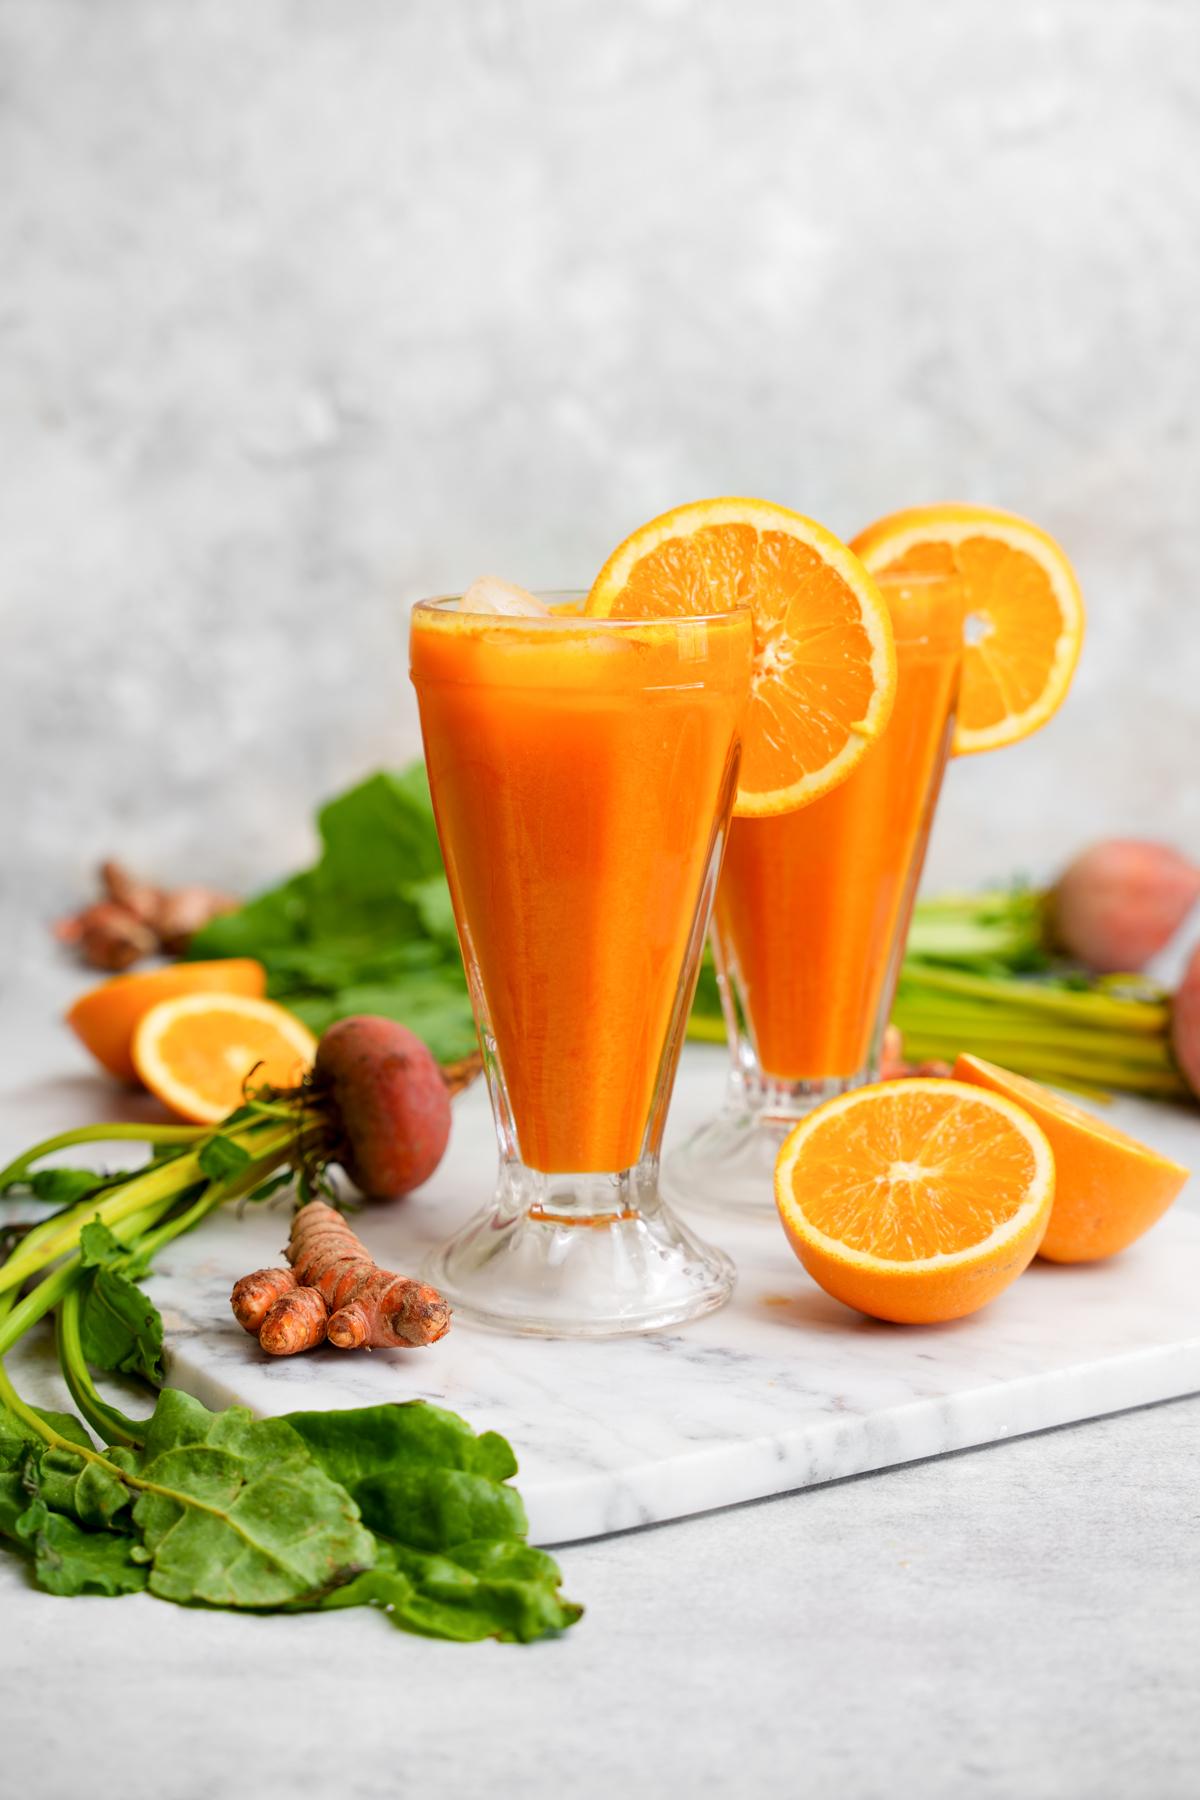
[689,886,1190,1102]
[0,1107,311,1453]
[896,889,1185,1098]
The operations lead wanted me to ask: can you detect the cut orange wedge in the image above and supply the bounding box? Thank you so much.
[133,993,317,1124]
[953,1054,1190,1264]
[852,504,1085,755]
[67,959,268,1085]
[774,1078,1054,1323]
[586,498,896,816]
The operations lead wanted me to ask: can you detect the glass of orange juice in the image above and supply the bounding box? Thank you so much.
[663,574,963,1214]
[410,592,754,1335]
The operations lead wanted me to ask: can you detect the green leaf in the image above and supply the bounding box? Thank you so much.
[286,1400,517,1490]
[0,1467,27,1543]
[285,1402,581,1643]
[186,766,478,1062]
[0,1402,94,1466]
[29,1167,123,1205]
[0,1407,142,1593]
[1,1401,131,1527]
[79,1266,165,1384]
[691,949,724,1022]
[321,1538,582,1643]
[117,1389,375,1607]
[79,1219,130,1271]
[15,1499,146,1597]
[197,1135,253,1182]
[75,1218,166,1383]
[401,874,460,952]
[31,1442,132,1527]
[288,975,476,1064]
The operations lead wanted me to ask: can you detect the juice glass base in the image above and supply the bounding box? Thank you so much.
[423,1159,736,1338]
[661,1069,873,1218]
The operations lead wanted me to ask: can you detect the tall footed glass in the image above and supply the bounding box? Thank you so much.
[410,595,754,1335]
[663,575,963,1215]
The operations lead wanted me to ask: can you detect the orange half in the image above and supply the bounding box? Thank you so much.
[586,498,896,816]
[953,1054,1190,1263]
[132,993,317,1124]
[67,959,268,1085]
[852,504,1085,755]
[774,1078,1055,1323]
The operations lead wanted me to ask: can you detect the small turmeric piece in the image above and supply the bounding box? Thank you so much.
[229,1201,451,1356]
[230,1267,298,1334]
[258,1285,330,1356]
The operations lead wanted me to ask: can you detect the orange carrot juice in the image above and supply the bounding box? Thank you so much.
[411,600,752,1174]
[714,579,962,1083]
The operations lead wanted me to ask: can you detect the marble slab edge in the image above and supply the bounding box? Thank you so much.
[522,1340,1200,1544]
[162,1333,1200,1548]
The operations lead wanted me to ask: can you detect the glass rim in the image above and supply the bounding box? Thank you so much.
[412,593,753,629]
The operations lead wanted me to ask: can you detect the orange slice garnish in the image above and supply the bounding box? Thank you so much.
[133,993,316,1124]
[852,504,1085,755]
[953,1054,1189,1264]
[774,1078,1054,1323]
[586,498,896,816]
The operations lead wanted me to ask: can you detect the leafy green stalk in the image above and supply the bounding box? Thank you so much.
[56,1289,143,1448]
[0,1118,301,1298]
[0,1123,204,1194]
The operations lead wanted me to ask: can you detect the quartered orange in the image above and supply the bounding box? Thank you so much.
[774,1078,1054,1323]
[852,504,1085,755]
[133,992,316,1124]
[953,1054,1190,1263]
[586,498,896,816]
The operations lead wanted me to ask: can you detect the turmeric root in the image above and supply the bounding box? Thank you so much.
[230,1267,297,1334]
[288,1201,451,1349]
[258,1286,330,1356]
[229,1201,451,1356]
[230,1265,329,1356]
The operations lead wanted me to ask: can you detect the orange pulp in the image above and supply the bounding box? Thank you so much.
[714,577,962,1082]
[411,601,753,1173]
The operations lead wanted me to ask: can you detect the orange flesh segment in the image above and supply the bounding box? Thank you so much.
[792,1083,1041,1260]
[852,505,1084,756]
[877,538,1063,735]
[134,995,315,1123]
[774,1078,1054,1324]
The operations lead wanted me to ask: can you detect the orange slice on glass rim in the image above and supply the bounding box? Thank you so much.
[586,498,896,816]
[852,504,1085,756]
[133,992,317,1124]
[774,1077,1055,1323]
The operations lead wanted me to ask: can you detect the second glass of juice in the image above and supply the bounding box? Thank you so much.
[662,575,963,1214]
[410,594,753,1335]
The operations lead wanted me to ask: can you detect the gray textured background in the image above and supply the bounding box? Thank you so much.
[4,0,1198,952]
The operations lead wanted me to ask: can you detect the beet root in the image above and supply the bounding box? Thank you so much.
[1050,840,1200,974]
[315,1015,453,1199]
[1171,944,1200,1099]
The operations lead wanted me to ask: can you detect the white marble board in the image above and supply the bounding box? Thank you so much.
[142,1052,1200,1546]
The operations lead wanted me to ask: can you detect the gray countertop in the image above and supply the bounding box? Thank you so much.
[2,959,1198,1799]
